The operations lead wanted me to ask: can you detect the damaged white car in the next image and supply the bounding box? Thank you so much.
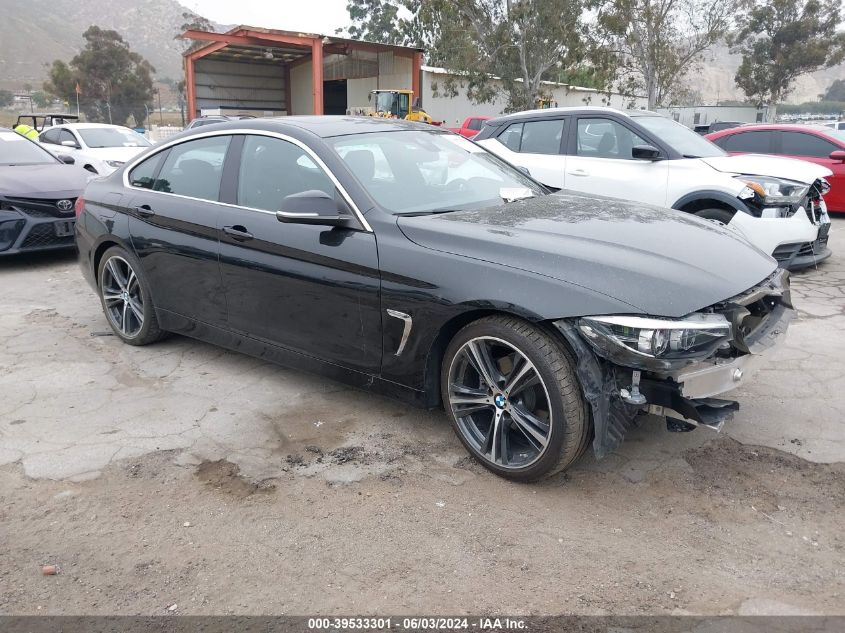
[474,107,832,270]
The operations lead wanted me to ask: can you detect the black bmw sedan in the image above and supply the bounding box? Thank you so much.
[76,117,793,481]
[0,128,88,255]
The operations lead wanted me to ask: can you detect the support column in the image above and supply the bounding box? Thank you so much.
[284,64,292,115]
[311,39,324,115]
[412,51,422,102]
[186,56,197,122]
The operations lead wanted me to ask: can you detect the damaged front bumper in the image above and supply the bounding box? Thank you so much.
[555,269,794,459]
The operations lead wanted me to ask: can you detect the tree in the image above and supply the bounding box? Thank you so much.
[347,0,601,112]
[44,26,156,126]
[823,78,845,102]
[0,89,13,107]
[176,10,215,52]
[31,91,54,108]
[596,0,737,109]
[340,0,411,44]
[731,0,845,120]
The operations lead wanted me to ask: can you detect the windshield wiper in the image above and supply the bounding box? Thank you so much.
[396,209,463,217]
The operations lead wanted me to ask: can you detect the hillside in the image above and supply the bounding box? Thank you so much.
[689,43,844,105]
[0,0,219,88]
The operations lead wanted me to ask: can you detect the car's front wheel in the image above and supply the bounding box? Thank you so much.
[441,316,591,481]
[695,207,735,225]
[97,246,165,346]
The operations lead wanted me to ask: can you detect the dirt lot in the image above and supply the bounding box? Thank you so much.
[1,220,843,616]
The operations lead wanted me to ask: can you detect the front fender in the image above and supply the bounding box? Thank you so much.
[672,190,753,215]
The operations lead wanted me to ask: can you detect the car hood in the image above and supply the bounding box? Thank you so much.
[0,163,88,198]
[397,193,777,317]
[82,146,148,162]
[701,154,832,182]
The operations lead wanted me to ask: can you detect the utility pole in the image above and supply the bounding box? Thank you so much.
[157,88,163,125]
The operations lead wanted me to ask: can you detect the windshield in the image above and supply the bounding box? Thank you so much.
[78,127,151,149]
[0,131,58,165]
[635,115,726,158]
[329,130,546,215]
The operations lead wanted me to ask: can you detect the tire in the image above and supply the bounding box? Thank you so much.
[441,316,591,481]
[694,207,735,225]
[97,246,166,346]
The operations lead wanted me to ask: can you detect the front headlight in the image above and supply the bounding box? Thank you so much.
[734,175,809,206]
[105,160,125,168]
[571,313,732,371]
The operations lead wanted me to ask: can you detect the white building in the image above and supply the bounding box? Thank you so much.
[421,66,647,126]
[657,104,770,128]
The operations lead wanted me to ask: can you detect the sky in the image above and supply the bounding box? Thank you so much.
[181,0,352,35]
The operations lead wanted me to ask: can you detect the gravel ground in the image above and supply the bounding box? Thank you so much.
[0,219,843,616]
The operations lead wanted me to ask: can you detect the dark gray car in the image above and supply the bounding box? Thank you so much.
[0,129,88,255]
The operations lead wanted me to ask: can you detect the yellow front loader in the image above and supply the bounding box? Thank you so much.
[368,90,437,124]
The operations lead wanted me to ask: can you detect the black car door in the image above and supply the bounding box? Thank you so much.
[125,134,233,327]
[217,133,382,375]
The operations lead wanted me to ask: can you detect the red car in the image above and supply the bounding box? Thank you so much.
[706,124,845,213]
[447,116,492,138]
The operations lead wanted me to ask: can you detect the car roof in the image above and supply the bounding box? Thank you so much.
[484,106,660,126]
[707,123,840,138]
[182,115,437,138]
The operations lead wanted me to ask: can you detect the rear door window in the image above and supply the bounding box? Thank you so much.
[153,136,231,201]
[41,128,60,145]
[520,119,565,155]
[128,152,166,189]
[719,131,773,153]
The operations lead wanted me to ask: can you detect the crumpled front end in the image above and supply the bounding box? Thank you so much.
[555,269,794,458]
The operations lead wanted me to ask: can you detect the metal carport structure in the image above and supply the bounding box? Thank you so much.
[181,26,424,120]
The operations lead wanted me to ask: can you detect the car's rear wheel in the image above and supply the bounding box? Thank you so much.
[695,207,735,225]
[441,316,591,481]
[97,246,165,346]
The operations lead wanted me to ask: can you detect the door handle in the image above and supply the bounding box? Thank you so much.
[223,225,254,241]
[135,204,155,218]
[568,169,589,177]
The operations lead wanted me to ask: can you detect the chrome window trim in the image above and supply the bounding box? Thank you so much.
[121,128,372,232]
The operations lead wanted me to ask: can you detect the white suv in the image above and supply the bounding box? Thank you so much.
[474,107,832,269]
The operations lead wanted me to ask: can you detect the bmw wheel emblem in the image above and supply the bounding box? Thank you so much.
[57,199,73,212]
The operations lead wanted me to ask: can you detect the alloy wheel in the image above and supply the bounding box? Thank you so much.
[447,336,553,469]
[101,256,144,338]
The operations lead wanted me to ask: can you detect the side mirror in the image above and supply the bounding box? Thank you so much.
[829,150,845,162]
[413,97,422,109]
[276,190,351,227]
[632,144,662,161]
[57,154,75,165]
[61,140,79,148]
